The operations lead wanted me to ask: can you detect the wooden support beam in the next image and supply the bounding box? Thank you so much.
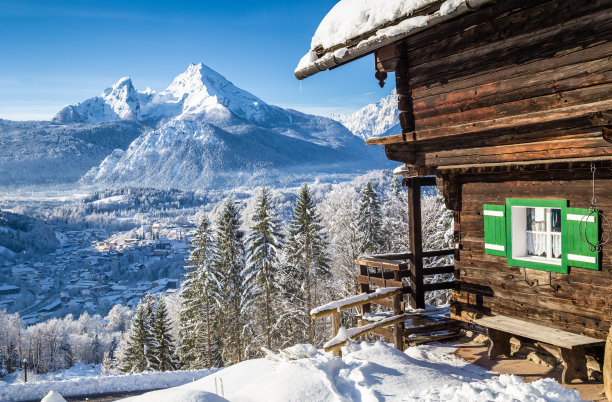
[424,281,456,291]
[407,177,425,309]
[423,265,455,276]
[422,248,455,258]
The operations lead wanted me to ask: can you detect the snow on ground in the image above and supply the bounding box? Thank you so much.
[0,367,215,402]
[122,342,583,402]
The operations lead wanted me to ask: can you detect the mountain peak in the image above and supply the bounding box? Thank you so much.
[102,77,140,120]
[331,89,399,141]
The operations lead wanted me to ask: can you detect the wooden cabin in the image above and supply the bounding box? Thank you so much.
[297,0,612,385]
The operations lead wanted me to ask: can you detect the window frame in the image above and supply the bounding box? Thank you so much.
[505,198,569,274]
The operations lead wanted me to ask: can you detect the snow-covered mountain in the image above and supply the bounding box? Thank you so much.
[54,63,291,127]
[69,63,379,189]
[1,63,384,189]
[331,89,400,141]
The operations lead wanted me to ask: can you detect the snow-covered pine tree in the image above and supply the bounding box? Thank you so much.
[142,294,156,367]
[178,215,221,369]
[120,299,153,373]
[215,199,254,365]
[150,297,175,371]
[0,348,7,378]
[285,183,330,345]
[91,334,103,364]
[320,185,360,298]
[382,178,410,253]
[246,186,283,351]
[357,181,384,255]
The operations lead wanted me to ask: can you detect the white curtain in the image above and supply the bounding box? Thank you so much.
[527,232,547,257]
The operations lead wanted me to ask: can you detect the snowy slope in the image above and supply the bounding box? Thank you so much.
[79,63,379,189]
[0,120,143,186]
[123,342,582,402]
[331,89,399,141]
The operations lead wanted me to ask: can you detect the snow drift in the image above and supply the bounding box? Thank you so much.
[123,342,582,402]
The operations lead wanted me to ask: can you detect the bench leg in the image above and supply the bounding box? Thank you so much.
[559,347,587,384]
[487,328,511,359]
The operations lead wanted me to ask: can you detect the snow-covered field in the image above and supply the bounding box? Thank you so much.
[120,342,581,402]
[0,367,215,402]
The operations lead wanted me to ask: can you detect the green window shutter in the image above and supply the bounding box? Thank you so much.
[484,204,506,257]
[565,207,600,270]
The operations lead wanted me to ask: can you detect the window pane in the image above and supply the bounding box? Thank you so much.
[527,232,547,257]
[551,234,562,259]
[526,208,534,231]
[526,207,546,232]
[551,208,561,232]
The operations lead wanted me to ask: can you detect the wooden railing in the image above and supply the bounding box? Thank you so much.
[355,248,454,311]
[310,287,405,357]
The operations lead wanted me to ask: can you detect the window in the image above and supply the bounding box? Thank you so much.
[483,199,600,273]
[513,206,562,265]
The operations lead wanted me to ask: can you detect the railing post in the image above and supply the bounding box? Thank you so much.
[358,264,371,316]
[407,177,425,309]
[332,311,341,357]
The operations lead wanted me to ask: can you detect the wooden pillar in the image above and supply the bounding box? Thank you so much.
[604,324,612,400]
[332,312,341,357]
[394,42,415,134]
[393,271,404,350]
[407,177,425,309]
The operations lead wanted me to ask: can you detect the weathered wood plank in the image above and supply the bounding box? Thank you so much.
[355,257,409,271]
[311,288,403,319]
[408,7,612,88]
[415,99,612,142]
[357,274,403,289]
[416,83,612,130]
[414,58,612,119]
[324,314,407,352]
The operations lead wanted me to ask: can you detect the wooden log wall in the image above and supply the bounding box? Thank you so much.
[451,167,612,340]
[380,0,612,167]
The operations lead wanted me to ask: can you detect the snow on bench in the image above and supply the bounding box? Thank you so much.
[323,314,407,352]
[310,287,402,319]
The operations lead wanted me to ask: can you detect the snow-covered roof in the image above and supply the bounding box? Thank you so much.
[295,0,494,80]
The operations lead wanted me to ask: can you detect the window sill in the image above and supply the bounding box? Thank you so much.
[513,256,562,266]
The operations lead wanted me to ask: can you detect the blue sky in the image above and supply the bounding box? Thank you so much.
[0,0,393,120]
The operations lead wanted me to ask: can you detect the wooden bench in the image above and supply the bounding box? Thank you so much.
[474,315,605,384]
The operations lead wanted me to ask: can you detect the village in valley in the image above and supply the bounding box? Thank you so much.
[0,219,188,324]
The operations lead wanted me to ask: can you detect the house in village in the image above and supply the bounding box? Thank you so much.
[296,0,612,390]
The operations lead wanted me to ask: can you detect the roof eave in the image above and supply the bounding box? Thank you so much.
[295,0,495,80]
